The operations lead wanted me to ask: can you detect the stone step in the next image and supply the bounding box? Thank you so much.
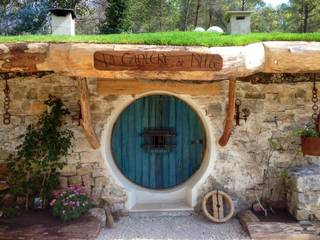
[130,202,194,217]
[130,210,194,218]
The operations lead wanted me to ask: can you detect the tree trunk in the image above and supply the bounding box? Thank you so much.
[194,0,201,27]
[159,0,163,31]
[241,0,246,11]
[303,3,309,33]
[208,10,213,28]
[182,0,192,31]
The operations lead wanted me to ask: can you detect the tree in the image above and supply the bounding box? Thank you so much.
[251,5,287,32]
[180,0,193,31]
[99,0,129,34]
[287,0,320,32]
[12,0,49,35]
[194,0,202,27]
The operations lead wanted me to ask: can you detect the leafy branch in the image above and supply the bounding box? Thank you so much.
[6,95,73,210]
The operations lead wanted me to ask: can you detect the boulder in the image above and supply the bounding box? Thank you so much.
[287,165,320,221]
[207,26,224,33]
[193,27,206,32]
[88,208,106,226]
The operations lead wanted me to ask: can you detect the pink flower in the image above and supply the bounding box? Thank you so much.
[50,199,56,206]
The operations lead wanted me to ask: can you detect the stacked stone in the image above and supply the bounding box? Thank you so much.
[0,72,318,212]
[287,165,320,220]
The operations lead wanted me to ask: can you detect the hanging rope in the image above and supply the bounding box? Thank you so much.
[312,74,319,132]
[3,79,11,125]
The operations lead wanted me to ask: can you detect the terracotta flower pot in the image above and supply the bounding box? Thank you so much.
[301,137,320,156]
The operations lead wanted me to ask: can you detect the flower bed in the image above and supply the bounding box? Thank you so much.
[51,185,91,221]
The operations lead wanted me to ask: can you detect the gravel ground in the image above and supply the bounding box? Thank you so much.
[97,214,249,240]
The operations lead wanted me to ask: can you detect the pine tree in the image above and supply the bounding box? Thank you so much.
[100,0,128,34]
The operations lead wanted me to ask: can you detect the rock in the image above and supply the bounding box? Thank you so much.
[59,176,68,188]
[287,165,320,221]
[95,177,108,188]
[78,165,92,176]
[59,164,77,177]
[298,220,313,227]
[0,151,10,161]
[92,168,105,178]
[1,193,15,207]
[16,195,26,206]
[82,174,94,186]
[69,175,82,185]
[80,151,102,164]
[0,182,9,191]
[193,27,205,32]
[29,102,46,115]
[88,208,106,226]
[104,206,114,228]
[207,26,224,33]
[245,92,266,99]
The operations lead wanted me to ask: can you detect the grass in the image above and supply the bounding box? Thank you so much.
[0,32,320,47]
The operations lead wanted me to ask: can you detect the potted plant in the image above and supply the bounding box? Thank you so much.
[293,125,320,156]
[301,128,320,156]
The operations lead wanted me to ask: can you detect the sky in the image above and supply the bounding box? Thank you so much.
[263,0,288,6]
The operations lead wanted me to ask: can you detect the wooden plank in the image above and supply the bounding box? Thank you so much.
[238,210,260,233]
[111,95,205,189]
[217,193,224,219]
[94,51,223,71]
[218,79,236,146]
[247,222,318,240]
[96,79,224,96]
[212,193,220,220]
[78,77,101,149]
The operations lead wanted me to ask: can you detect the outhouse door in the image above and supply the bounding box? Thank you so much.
[111,95,205,189]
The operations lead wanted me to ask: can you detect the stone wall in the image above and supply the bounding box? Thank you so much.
[0,73,319,211]
[287,165,320,220]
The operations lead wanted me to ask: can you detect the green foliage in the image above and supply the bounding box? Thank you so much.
[280,170,289,181]
[291,128,320,137]
[1,207,19,218]
[268,138,284,151]
[100,0,129,34]
[12,1,49,35]
[6,95,73,210]
[51,185,91,221]
[287,0,320,32]
[48,0,92,16]
[1,32,320,46]
[1,0,320,35]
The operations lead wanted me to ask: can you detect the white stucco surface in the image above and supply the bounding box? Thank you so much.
[51,14,75,36]
[101,91,216,210]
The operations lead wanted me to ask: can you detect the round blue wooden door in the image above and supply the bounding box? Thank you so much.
[111,95,205,189]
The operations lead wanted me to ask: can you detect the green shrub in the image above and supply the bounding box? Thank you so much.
[291,128,320,138]
[51,185,91,221]
[1,207,18,218]
[6,95,73,210]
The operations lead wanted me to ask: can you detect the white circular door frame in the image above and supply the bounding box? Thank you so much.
[100,91,217,210]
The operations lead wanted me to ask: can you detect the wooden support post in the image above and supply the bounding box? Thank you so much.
[219,79,236,146]
[78,77,100,149]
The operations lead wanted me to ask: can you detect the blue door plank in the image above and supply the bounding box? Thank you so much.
[112,95,205,189]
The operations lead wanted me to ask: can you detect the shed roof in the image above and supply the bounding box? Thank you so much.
[49,8,76,19]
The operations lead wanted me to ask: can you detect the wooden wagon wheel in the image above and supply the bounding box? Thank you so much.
[202,190,235,223]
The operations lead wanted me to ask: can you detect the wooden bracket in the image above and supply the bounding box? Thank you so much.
[218,79,237,147]
[78,77,100,149]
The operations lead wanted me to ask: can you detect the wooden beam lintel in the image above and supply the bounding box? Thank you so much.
[218,79,236,147]
[78,77,100,149]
